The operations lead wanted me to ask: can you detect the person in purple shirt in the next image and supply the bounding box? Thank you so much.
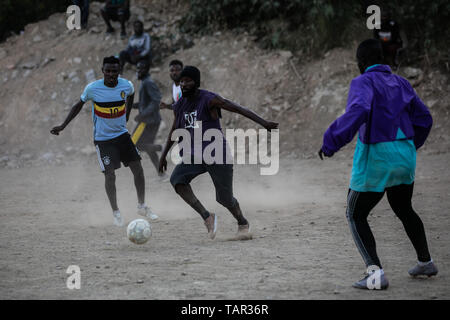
[158,66,278,240]
[319,39,437,290]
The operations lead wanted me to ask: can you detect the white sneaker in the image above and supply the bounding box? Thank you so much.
[137,204,159,220]
[113,210,124,227]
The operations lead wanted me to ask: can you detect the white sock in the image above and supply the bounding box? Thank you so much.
[137,203,147,209]
[113,210,121,215]
[418,259,433,266]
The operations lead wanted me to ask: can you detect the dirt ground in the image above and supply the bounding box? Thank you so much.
[0,151,448,300]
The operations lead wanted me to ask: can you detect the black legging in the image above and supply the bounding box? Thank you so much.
[346,183,431,268]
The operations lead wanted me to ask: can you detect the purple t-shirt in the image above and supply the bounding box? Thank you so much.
[173,89,229,163]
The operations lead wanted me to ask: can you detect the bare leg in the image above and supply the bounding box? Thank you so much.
[104,169,118,211]
[225,200,248,226]
[174,184,210,220]
[128,160,145,205]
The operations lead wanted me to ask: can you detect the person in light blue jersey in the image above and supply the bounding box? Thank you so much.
[51,56,158,226]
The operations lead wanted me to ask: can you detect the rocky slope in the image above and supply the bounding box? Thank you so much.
[0,1,448,169]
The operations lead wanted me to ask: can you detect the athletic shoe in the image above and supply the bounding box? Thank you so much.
[106,27,115,34]
[113,210,124,227]
[137,205,159,220]
[352,271,389,290]
[408,261,438,277]
[120,30,127,39]
[204,213,217,239]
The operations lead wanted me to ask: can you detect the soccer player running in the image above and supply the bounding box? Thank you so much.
[158,66,278,239]
[50,56,157,226]
[319,39,437,290]
[159,59,183,111]
[130,60,166,183]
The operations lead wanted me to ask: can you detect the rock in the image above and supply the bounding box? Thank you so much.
[0,49,7,60]
[40,152,55,161]
[85,69,96,83]
[57,72,68,83]
[40,57,55,68]
[33,35,42,42]
[136,279,144,284]
[22,62,37,69]
[68,71,78,79]
[71,76,80,83]
[0,156,9,163]
[271,105,281,112]
[7,160,18,168]
[89,27,101,34]
[80,145,95,155]
[73,57,82,64]
[150,67,160,73]
[402,67,422,79]
[11,70,18,79]
[23,70,32,78]
[51,92,57,100]
[279,50,293,60]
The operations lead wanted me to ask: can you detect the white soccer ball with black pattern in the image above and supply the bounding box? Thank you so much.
[127,219,151,244]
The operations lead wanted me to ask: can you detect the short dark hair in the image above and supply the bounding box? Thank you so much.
[103,56,120,66]
[134,20,143,26]
[356,39,383,64]
[169,59,183,68]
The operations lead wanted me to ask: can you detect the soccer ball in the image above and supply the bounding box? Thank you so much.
[127,219,151,244]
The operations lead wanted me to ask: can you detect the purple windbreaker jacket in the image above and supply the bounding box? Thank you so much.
[321,65,432,156]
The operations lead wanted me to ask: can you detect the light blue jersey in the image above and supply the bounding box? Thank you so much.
[350,128,416,192]
[81,78,134,141]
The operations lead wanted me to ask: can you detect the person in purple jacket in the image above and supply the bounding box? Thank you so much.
[319,39,438,290]
[158,66,278,240]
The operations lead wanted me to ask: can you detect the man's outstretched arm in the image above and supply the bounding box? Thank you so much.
[50,100,85,135]
[208,95,278,131]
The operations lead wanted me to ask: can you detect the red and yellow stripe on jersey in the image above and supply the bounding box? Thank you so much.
[94,100,126,119]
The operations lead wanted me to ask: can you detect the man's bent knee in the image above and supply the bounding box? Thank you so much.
[217,196,237,208]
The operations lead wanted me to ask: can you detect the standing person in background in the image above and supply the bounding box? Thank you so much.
[119,20,151,74]
[72,0,90,29]
[373,10,403,69]
[101,0,130,38]
[131,60,166,183]
[319,39,437,290]
[159,60,183,110]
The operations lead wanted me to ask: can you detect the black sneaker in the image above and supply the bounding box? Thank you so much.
[408,261,438,277]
